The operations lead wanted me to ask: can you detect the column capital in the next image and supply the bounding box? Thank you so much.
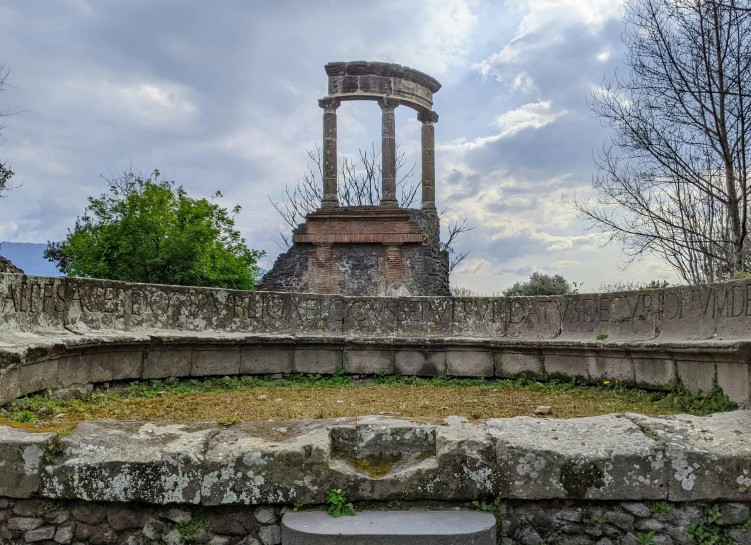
[417,110,439,124]
[378,97,401,111]
[318,97,341,112]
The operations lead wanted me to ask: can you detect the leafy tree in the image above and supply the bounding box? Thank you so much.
[45,169,265,289]
[575,0,751,284]
[503,272,577,297]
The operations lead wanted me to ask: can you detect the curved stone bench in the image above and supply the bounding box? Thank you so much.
[1,272,751,405]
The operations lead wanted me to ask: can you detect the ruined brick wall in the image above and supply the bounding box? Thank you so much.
[0,255,22,274]
[258,244,311,293]
[258,208,449,296]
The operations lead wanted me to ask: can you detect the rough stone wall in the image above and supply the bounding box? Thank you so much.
[0,255,22,274]
[3,272,751,404]
[0,498,748,545]
[0,498,284,545]
[260,208,448,297]
[259,209,449,296]
[257,244,311,294]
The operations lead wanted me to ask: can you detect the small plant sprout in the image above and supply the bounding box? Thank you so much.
[596,332,609,341]
[325,488,355,518]
[472,496,501,512]
[635,532,656,545]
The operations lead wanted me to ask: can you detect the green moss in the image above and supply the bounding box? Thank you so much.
[559,462,604,498]
[175,518,208,541]
[646,501,670,515]
[342,453,402,479]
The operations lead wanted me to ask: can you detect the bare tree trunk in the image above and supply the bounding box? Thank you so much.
[574,0,751,283]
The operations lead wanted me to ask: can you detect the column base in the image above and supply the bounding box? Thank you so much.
[320,200,340,209]
[421,202,436,210]
[379,199,399,208]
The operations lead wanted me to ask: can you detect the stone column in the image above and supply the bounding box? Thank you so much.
[318,98,341,209]
[418,110,439,210]
[379,98,400,208]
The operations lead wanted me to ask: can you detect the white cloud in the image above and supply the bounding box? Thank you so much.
[477,0,622,87]
[339,0,480,77]
[439,100,566,151]
[551,259,581,267]
[64,77,198,129]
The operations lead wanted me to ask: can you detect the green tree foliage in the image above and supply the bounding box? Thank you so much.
[503,272,575,297]
[44,170,265,289]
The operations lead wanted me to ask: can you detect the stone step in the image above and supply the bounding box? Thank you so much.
[281,511,496,544]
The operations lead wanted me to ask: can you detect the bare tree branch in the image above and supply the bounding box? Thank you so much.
[269,144,474,272]
[573,0,751,284]
[0,63,16,199]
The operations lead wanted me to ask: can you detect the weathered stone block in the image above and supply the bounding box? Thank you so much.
[58,350,143,386]
[450,298,505,338]
[142,350,192,380]
[627,411,751,501]
[446,349,493,377]
[633,357,675,389]
[544,354,589,381]
[0,427,53,498]
[715,361,751,406]
[394,350,446,376]
[20,360,60,394]
[587,354,634,385]
[343,349,393,375]
[40,421,218,504]
[191,349,240,377]
[488,415,667,500]
[240,348,294,375]
[495,352,543,379]
[675,359,715,393]
[0,367,21,403]
[293,348,342,374]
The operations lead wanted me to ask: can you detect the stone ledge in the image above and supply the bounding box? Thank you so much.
[0,411,742,505]
[281,511,496,545]
[2,330,750,404]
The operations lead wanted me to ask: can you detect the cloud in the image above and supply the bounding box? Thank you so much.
[440,100,567,151]
[0,0,681,291]
[476,0,621,88]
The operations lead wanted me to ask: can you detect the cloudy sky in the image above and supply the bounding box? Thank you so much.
[0,0,678,294]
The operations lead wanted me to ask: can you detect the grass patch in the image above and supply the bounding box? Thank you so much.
[0,373,737,430]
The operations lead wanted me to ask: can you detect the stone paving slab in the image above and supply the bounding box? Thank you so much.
[281,511,496,545]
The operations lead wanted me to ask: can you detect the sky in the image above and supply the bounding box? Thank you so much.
[0,0,679,294]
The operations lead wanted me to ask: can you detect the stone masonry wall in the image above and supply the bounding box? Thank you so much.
[259,209,449,297]
[0,498,748,545]
[3,272,751,405]
[0,255,22,274]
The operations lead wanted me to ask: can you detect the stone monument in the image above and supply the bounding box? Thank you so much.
[260,61,450,296]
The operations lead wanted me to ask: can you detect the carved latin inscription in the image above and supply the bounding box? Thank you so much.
[2,275,751,337]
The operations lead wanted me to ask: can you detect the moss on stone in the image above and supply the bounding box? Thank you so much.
[559,461,604,498]
[342,452,402,479]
